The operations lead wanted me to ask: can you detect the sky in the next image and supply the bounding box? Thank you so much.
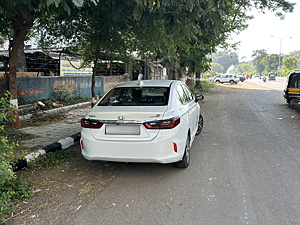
[231,2,300,61]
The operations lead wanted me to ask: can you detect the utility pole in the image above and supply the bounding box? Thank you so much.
[271,36,292,72]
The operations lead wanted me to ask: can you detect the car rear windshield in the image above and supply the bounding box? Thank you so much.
[98,87,170,106]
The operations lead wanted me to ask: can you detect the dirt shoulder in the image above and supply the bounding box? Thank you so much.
[7,146,127,225]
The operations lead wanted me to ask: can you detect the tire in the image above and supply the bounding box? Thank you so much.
[196,114,203,135]
[289,98,299,105]
[175,135,190,168]
[215,80,220,83]
[229,80,234,85]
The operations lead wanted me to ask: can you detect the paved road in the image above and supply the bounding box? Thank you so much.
[245,76,287,91]
[8,80,300,225]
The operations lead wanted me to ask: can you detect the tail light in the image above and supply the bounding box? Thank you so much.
[80,140,84,150]
[173,142,178,152]
[143,117,180,129]
[81,118,103,128]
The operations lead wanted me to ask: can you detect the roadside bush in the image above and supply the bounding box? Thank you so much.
[0,92,33,224]
[34,149,73,168]
[187,79,214,95]
[201,80,214,92]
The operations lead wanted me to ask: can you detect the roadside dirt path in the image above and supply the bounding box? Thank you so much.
[7,148,127,224]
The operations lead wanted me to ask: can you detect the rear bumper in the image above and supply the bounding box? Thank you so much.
[80,129,186,164]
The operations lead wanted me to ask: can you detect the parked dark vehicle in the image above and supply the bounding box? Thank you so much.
[237,75,245,82]
[284,71,300,104]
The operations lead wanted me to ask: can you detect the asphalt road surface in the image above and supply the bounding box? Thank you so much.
[8,78,300,225]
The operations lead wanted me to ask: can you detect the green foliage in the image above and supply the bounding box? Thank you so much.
[35,150,73,168]
[1,177,33,201]
[277,68,297,77]
[212,51,239,73]
[54,84,75,102]
[5,0,293,82]
[200,80,215,92]
[261,54,279,72]
[283,56,299,70]
[211,63,224,73]
[285,50,300,59]
[53,85,89,105]
[187,79,214,94]
[202,72,214,79]
[0,92,16,125]
[230,62,253,75]
[238,49,300,76]
[0,92,33,224]
[0,177,33,224]
[252,49,268,74]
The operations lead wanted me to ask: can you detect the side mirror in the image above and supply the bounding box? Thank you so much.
[195,93,204,102]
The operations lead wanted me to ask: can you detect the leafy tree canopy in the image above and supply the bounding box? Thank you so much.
[252,49,268,74]
[211,62,224,74]
[283,56,298,70]
[285,50,300,59]
[261,54,279,72]
[212,51,239,73]
[34,0,296,74]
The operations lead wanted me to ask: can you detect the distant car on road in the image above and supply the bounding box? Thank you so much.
[214,75,239,84]
[237,75,245,82]
[80,80,204,168]
[268,73,276,81]
[253,74,261,78]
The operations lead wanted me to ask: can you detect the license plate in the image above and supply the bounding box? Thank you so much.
[105,124,140,135]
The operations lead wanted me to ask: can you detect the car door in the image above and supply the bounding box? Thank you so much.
[181,84,199,137]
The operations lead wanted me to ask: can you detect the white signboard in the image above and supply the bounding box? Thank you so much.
[60,57,93,76]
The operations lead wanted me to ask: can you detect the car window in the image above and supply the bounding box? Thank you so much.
[98,87,170,106]
[289,73,300,88]
[181,84,194,102]
[177,84,189,104]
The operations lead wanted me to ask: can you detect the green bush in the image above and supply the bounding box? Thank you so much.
[0,92,33,224]
[201,80,214,92]
[35,149,73,168]
[187,79,214,95]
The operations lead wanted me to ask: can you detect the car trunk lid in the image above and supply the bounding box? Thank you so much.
[85,106,168,141]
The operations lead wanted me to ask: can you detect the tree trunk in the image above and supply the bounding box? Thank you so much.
[170,61,177,80]
[8,10,34,128]
[16,41,27,72]
[195,71,203,90]
[9,38,21,128]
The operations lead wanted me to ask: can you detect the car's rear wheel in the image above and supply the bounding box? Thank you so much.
[196,114,203,135]
[229,80,234,85]
[175,135,190,168]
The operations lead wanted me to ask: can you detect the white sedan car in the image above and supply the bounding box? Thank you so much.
[80,80,203,168]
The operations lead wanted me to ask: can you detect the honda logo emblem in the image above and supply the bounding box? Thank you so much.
[118,116,124,122]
